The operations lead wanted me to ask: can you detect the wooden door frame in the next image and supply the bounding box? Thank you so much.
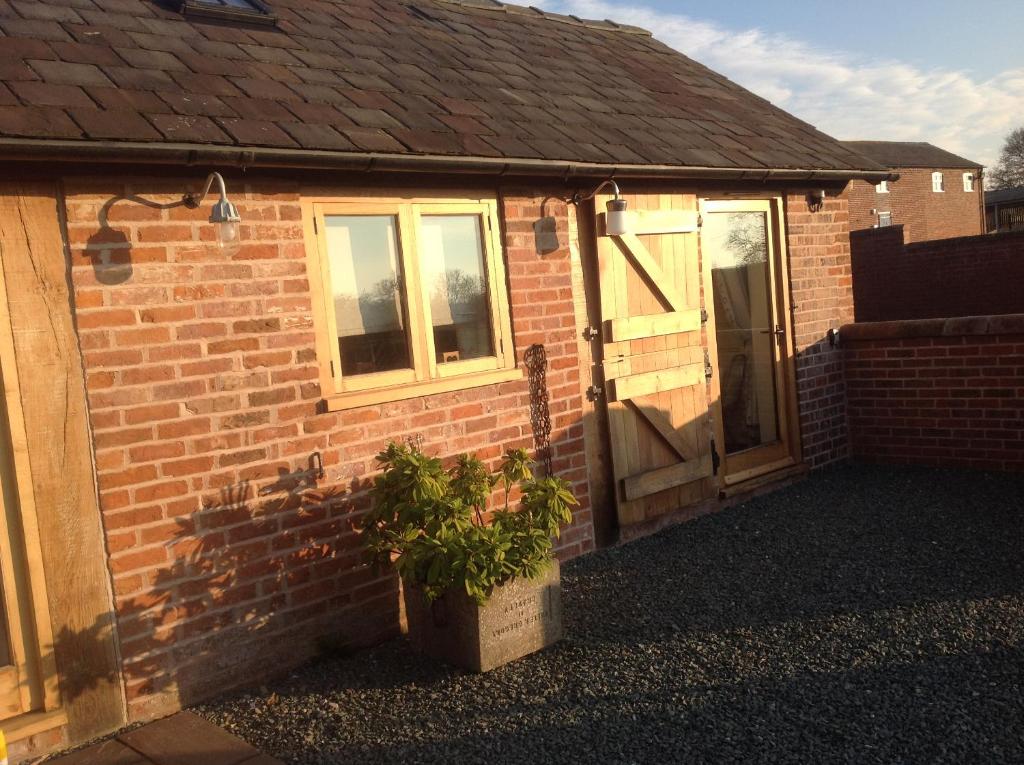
[699,195,802,487]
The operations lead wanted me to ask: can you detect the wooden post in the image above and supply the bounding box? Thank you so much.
[0,182,125,740]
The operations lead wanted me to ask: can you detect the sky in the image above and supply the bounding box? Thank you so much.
[535,0,1024,169]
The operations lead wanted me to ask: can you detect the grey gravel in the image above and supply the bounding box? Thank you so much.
[195,464,1024,764]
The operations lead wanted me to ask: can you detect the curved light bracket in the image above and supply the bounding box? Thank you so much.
[571,178,621,206]
[572,178,629,236]
[182,171,242,252]
[182,171,241,223]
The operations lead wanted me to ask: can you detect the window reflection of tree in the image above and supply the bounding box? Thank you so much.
[335,276,410,376]
[429,268,492,363]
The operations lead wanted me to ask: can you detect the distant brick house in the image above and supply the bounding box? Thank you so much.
[841,141,985,242]
[0,0,891,758]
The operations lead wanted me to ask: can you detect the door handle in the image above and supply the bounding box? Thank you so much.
[760,325,785,338]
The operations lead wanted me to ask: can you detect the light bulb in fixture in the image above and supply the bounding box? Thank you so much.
[183,171,242,255]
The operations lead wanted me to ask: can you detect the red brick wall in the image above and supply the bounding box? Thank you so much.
[843,315,1024,471]
[845,167,984,243]
[851,227,1024,322]
[63,176,593,721]
[785,190,855,467]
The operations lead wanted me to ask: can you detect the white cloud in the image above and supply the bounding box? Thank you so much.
[535,0,1024,169]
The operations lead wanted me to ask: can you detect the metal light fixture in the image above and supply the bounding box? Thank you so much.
[183,171,242,253]
[573,179,628,236]
[807,188,826,213]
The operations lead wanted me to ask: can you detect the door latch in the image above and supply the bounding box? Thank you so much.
[586,385,604,401]
[582,326,600,341]
[761,324,785,339]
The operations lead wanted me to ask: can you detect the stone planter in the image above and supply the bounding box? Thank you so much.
[403,560,562,672]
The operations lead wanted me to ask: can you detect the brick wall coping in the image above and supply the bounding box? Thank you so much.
[840,314,1024,341]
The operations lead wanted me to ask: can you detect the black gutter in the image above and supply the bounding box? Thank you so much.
[0,138,898,184]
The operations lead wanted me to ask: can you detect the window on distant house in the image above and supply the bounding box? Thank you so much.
[180,0,275,24]
[875,180,889,194]
[877,211,893,227]
[305,195,518,409]
[932,172,945,192]
[963,172,975,192]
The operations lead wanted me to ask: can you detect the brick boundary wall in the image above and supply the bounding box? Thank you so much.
[851,226,1024,322]
[64,176,594,721]
[842,314,1024,471]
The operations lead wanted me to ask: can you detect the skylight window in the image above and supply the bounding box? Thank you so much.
[180,0,276,24]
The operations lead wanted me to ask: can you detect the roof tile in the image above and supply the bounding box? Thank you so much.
[337,106,402,130]
[278,122,357,151]
[159,92,238,119]
[282,99,354,126]
[27,59,112,87]
[64,23,135,48]
[69,107,162,141]
[10,2,83,24]
[0,84,16,107]
[0,18,71,42]
[103,64,175,91]
[0,60,40,82]
[169,71,242,98]
[341,127,407,153]
[86,86,167,113]
[48,40,123,67]
[9,80,95,109]
[228,77,301,102]
[113,47,189,73]
[219,96,295,122]
[215,118,299,148]
[0,104,82,138]
[0,37,57,61]
[148,114,231,144]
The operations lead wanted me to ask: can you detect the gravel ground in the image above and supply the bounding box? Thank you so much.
[196,464,1024,764]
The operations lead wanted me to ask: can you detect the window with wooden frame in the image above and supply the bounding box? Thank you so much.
[963,172,975,192]
[932,172,945,192]
[305,195,518,409]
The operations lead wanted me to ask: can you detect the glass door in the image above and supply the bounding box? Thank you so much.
[701,199,796,483]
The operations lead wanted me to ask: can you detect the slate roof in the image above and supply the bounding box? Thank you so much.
[985,187,1024,206]
[841,141,982,170]
[0,0,887,175]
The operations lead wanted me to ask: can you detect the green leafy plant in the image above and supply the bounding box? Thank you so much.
[361,442,577,604]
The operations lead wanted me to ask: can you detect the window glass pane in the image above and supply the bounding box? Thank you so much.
[325,215,412,377]
[703,211,780,454]
[195,0,261,8]
[420,215,494,364]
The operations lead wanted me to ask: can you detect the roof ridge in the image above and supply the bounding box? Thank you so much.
[431,0,653,36]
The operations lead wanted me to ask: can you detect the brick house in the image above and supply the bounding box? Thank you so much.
[841,141,985,242]
[0,0,890,757]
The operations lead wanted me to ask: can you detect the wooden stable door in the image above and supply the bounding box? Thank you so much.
[595,193,716,526]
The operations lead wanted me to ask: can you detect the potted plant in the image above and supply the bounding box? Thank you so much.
[361,442,578,672]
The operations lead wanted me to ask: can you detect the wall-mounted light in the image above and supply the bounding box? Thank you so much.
[572,179,628,236]
[182,172,242,253]
[807,188,826,213]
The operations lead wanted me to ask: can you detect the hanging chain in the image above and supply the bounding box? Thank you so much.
[524,343,553,476]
